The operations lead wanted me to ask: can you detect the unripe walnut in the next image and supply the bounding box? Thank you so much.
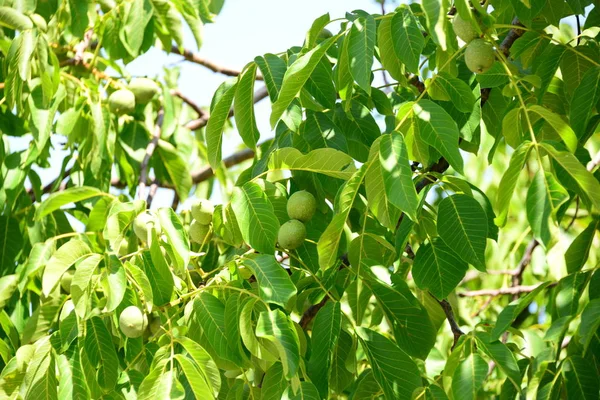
[133,212,161,243]
[286,191,316,222]
[108,89,136,115]
[452,15,478,44]
[119,306,147,338]
[189,220,211,244]
[191,199,214,225]
[465,39,495,74]
[278,220,307,250]
[128,78,159,104]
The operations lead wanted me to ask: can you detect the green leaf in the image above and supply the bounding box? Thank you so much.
[430,73,476,113]
[318,165,367,269]
[0,7,33,30]
[42,240,93,297]
[256,309,300,379]
[552,271,590,319]
[356,327,422,400]
[72,254,103,318]
[192,292,242,366]
[234,63,260,149]
[377,15,403,80]
[348,15,376,94]
[206,79,237,169]
[578,299,600,355]
[100,256,126,313]
[283,381,321,399]
[565,219,599,274]
[365,137,401,230]
[174,355,214,399]
[23,338,57,400]
[261,363,287,400]
[495,141,533,226]
[452,353,488,400]
[242,254,297,306]
[231,181,280,254]
[476,63,509,88]
[366,276,437,359]
[391,8,424,74]
[156,140,192,202]
[563,356,600,400]
[541,142,600,211]
[526,170,569,248]
[270,36,337,128]
[491,282,551,340]
[307,301,342,398]
[35,186,107,220]
[254,54,286,102]
[528,105,577,152]
[103,200,146,250]
[120,0,153,56]
[84,317,119,390]
[412,238,469,299]
[422,0,449,50]
[0,216,24,276]
[412,100,464,174]
[304,13,331,48]
[176,336,221,396]
[157,207,190,275]
[379,133,419,221]
[475,333,522,389]
[570,66,600,140]
[437,194,488,270]
[141,248,174,306]
[137,361,173,400]
[268,147,356,179]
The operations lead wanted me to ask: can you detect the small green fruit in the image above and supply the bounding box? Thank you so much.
[191,199,214,225]
[465,39,495,74]
[148,313,162,335]
[278,220,307,250]
[189,220,211,244]
[60,270,74,293]
[119,306,147,338]
[128,78,160,104]
[133,212,161,243]
[287,191,316,222]
[117,239,129,257]
[318,29,333,40]
[30,14,47,32]
[108,89,136,115]
[452,15,478,44]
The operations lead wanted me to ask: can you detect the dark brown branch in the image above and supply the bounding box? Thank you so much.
[299,297,329,329]
[137,110,164,201]
[437,299,464,349]
[170,45,263,80]
[184,86,269,131]
[499,18,525,57]
[191,147,255,183]
[171,89,206,118]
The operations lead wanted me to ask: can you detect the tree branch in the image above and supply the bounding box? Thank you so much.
[170,45,263,80]
[137,110,164,201]
[437,298,464,349]
[171,89,206,118]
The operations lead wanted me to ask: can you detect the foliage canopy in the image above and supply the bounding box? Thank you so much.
[1,0,600,399]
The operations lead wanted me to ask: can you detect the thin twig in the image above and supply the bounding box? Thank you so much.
[171,89,206,118]
[147,182,159,207]
[436,298,464,349]
[170,45,263,80]
[138,110,164,201]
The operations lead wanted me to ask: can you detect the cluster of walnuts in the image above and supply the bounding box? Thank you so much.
[277,191,317,250]
[453,15,496,74]
[107,77,160,115]
[188,200,215,245]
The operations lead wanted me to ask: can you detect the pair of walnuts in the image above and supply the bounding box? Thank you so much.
[108,78,160,115]
[453,15,496,74]
[277,191,317,250]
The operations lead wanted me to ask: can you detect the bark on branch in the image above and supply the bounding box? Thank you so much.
[137,110,164,201]
[459,282,555,297]
[170,45,263,80]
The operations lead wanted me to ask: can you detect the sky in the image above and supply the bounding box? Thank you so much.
[12,0,395,210]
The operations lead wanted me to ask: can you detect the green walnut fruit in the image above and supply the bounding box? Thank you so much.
[108,89,136,115]
[128,78,160,104]
[287,191,316,222]
[30,14,47,32]
[452,14,478,44]
[133,212,161,243]
[117,239,129,257]
[278,220,307,250]
[60,270,74,293]
[189,220,211,244]
[318,29,333,40]
[191,199,214,225]
[465,39,495,74]
[119,306,147,338]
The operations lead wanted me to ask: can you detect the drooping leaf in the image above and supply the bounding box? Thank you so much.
[495,141,533,226]
[268,147,356,179]
[565,219,599,274]
[256,309,301,379]
[451,353,488,400]
[242,254,297,306]
[206,79,237,169]
[347,14,376,94]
